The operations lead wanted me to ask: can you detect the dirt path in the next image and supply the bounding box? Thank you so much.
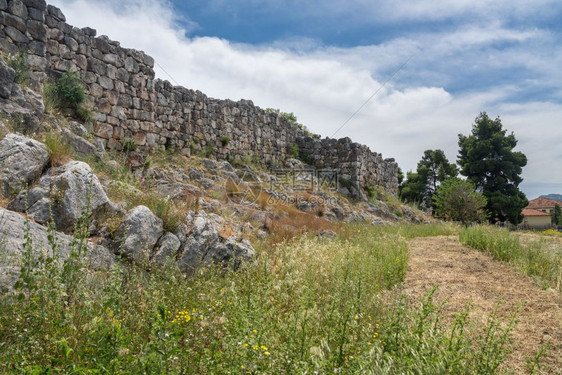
[403,236,562,374]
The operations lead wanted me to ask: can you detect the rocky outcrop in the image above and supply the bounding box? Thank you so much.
[177,211,255,276]
[114,205,163,265]
[0,206,114,292]
[9,160,119,232]
[0,133,49,196]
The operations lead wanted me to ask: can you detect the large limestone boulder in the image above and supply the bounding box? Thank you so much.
[61,128,99,159]
[177,211,255,276]
[10,161,119,232]
[0,134,50,197]
[0,207,114,292]
[114,205,163,265]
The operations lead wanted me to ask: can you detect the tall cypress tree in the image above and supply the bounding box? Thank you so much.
[458,113,528,224]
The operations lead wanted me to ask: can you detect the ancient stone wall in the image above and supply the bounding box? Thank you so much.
[0,0,398,195]
[296,136,398,195]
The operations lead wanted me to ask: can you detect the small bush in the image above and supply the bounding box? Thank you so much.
[5,51,30,85]
[76,106,93,123]
[221,135,230,147]
[197,145,215,158]
[122,137,138,152]
[365,185,376,198]
[44,71,91,121]
[288,143,299,159]
[51,71,85,109]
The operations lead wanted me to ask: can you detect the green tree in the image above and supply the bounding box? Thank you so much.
[401,149,458,209]
[434,178,487,226]
[553,204,562,226]
[458,113,528,224]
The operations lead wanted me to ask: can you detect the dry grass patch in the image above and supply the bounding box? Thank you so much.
[43,132,73,167]
[404,235,562,374]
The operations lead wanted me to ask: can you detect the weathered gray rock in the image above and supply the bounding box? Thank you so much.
[371,217,394,226]
[285,158,304,169]
[7,185,48,212]
[217,160,235,172]
[317,229,337,240]
[47,4,65,21]
[61,128,99,158]
[152,232,181,266]
[5,26,28,43]
[0,207,114,292]
[177,211,255,276]
[201,158,217,170]
[114,205,163,265]
[21,88,45,116]
[363,201,397,220]
[198,177,214,189]
[188,166,204,180]
[0,56,15,99]
[31,161,118,232]
[8,0,28,18]
[155,181,200,200]
[0,134,49,196]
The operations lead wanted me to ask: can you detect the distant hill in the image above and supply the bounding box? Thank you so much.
[540,194,562,202]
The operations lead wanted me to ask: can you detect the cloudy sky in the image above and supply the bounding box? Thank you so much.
[50,0,562,199]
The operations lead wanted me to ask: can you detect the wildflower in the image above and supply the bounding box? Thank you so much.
[173,309,192,324]
[265,351,270,356]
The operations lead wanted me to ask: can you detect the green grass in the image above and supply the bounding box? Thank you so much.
[0,221,521,374]
[460,225,562,292]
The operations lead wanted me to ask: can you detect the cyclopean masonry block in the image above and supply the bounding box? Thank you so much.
[0,1,398,195]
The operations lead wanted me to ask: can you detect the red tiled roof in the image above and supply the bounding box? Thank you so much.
[522,208,551,217]
[528,197,560,209]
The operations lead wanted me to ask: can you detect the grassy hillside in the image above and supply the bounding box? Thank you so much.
[1,221,530,374]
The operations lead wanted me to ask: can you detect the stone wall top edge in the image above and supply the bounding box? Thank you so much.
[40,2,397,174]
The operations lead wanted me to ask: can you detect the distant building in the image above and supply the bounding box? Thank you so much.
[521,208,551,229]
[527,197,560,215]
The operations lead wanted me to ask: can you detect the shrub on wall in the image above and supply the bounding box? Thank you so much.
[288,143,299,159]
[221,135,230,147]
[5,51,30,85]
[44,71,92,122]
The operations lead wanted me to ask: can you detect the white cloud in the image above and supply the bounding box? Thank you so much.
[49,0,562,198]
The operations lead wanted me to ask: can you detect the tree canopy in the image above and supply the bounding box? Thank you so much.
[457,113,528,224]
[434,178,487,226]
[553,204,562,226]
[401,149,458,210]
